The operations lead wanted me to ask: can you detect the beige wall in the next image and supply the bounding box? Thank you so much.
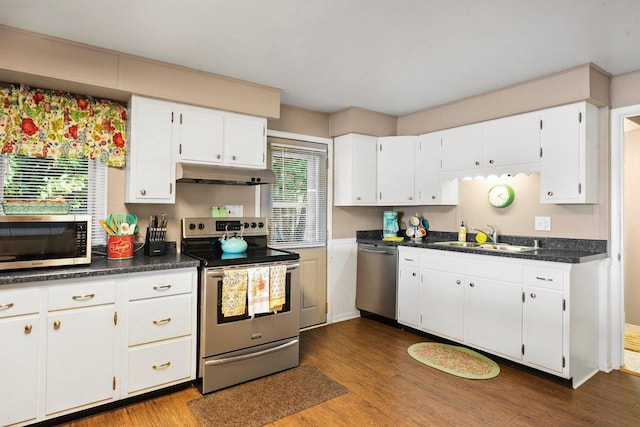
[624,129,640,324]
[0,25,281,118]
[612,70,640,109]
[329,107,397,137]
[398,63,610,135]
[268,105,330,138]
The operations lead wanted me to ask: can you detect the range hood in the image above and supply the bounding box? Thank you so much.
[176,162,275,185]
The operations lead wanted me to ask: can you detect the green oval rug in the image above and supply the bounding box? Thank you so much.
[408,342,500,379]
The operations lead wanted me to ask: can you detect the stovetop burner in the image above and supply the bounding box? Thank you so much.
[181,216,299,267]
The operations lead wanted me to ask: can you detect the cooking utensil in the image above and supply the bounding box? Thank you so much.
[99,219,116,236]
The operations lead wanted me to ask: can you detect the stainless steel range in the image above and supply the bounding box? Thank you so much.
[181,217,300,394]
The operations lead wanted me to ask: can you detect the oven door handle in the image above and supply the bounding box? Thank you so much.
[203,338,299,366]
[206,262,300,278]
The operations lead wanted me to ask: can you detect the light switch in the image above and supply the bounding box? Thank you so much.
[534,216,551,231]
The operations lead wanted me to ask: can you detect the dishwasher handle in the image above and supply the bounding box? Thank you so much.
[360,248,396,255]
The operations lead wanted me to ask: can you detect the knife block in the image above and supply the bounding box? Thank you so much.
[144,227,166,257]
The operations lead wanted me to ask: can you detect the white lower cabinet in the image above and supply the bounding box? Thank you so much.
[397,246,600,387]
[122,269,197,397]
[0,267,197,426]
[0,286,41,427]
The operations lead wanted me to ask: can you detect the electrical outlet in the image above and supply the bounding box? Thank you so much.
[534,216,551,231]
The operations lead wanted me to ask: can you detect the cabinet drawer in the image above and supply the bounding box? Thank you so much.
[127,336,192,394]
[523,267,564,290]
[127,270,194,301]
[398,249,420,268]
[128,294,192,345]
[0,288,40,318]
[48,279,115,311]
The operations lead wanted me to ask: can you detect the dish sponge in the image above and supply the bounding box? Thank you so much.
[475,232,488,244]
[383,236,404,242]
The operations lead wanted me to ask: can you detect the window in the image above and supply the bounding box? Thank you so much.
[1,154,108,245]
[267,141,327,249]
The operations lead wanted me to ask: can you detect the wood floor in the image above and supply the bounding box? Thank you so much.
[61,317,640,426]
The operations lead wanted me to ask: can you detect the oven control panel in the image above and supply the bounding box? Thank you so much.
[182,217,267,238]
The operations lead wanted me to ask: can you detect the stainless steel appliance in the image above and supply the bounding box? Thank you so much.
[356,243,398,320]
[0,215,91,270]
[181,217,300,394]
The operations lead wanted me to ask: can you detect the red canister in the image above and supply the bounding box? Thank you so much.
[107,235,134,260]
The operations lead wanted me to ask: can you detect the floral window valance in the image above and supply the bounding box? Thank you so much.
[0,84,127,167]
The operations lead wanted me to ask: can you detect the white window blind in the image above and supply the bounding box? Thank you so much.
[0,154,108,245]
[267,142,327,249]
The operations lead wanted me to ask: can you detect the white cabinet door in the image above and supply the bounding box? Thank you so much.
[523,287,564,372]
[223,113,266,168]
[420,269,464,341]
[175,104,224,164]
[397,265,420,328]
[334,134,377,205]
[540,102,598,204]
[484,111,540,169]
[377,136,416,205]
[464,277,522,359]
[126,96,175,203]
[440,123,484,173]
[0,314,39,426]
[46,305,116,415]
[416,132,458,205]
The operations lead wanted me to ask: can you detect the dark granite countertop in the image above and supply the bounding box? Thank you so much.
[357,230,609,264]
[0,243,200,286]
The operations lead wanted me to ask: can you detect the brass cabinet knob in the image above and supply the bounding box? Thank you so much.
[24,324,33,334]
[53,320,61,330]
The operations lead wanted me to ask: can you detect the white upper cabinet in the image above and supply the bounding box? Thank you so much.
[223,112,267,168]
[334,134,378,205]
[126,95,175,203]
[540,102,599,204]
[377,136,416,205]
[440,123,484,175]
[416,133,458,205]
[174,104,225,164]
[483,111,541,173]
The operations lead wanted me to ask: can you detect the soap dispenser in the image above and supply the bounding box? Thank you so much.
[458,221,467,242]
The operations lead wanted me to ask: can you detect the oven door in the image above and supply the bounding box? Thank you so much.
[200,260,300,358]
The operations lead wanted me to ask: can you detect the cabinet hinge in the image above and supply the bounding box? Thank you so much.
[379,192,382,200]
[579,112,583,123]
[113,311,118,326]
[179,143,182,155]
[325,302,328,314]
[113,376,116,391]
[379,144,382,152]
[171,111,174,123]
[578,183,582,194]
[180,113,183,125]
[540,147,543,158]
[562,356,566,368]
[522,291,525,303]
[540,119,543,130]
[522,344,525,356]
[563,299,566,311]
[170,183,173,195]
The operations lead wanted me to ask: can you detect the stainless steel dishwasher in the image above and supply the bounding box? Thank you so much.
[356,243,398,320]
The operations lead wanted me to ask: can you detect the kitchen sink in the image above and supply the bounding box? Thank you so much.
[431,241,537,253]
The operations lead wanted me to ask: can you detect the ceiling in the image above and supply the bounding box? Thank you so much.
[1,0,640,116]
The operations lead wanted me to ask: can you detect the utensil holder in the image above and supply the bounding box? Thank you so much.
[108,235,134,260]
[144,227,166,257]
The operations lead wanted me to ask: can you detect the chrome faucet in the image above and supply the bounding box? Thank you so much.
[471,224,498,243]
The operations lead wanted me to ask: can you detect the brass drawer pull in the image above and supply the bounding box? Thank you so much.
[72,293,95,301]
[153,285,172,291]
[0,303,14,310]
[152,361,171,370]
[153,318,172,325]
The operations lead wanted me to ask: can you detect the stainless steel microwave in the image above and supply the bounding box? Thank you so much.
[0,215,91,270]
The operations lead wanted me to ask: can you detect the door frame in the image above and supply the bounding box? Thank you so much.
[610,104,640,370]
